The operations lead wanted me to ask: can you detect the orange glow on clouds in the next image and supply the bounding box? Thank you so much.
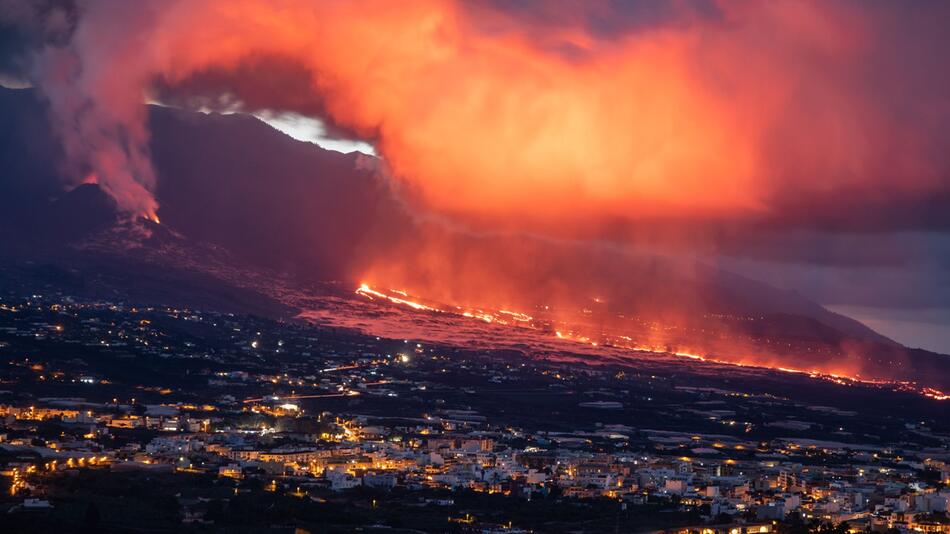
[36,0,947,223]
[23,1,950,396]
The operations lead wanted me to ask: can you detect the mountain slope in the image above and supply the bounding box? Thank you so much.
[0,87,945,389]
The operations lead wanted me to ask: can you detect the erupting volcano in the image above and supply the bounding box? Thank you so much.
[3,2,950,532]
[1,0,948,412]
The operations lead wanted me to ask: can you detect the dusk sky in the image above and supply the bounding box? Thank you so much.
[2,0,949,351]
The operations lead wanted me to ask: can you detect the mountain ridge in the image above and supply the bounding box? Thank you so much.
[0,86,945,389]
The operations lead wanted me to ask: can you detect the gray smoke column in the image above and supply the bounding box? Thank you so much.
[31,0,161,220]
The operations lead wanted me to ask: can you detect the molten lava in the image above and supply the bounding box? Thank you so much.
[356,284,440,313]
[352,283,948,401]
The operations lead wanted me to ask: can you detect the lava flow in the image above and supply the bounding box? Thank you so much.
[352,284,948,401]
[356,284,440,313]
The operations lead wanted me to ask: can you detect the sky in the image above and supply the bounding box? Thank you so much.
[1,0,949,352]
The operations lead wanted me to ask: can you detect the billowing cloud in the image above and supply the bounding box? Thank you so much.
[3,0,947,230]
[0,0,74,82]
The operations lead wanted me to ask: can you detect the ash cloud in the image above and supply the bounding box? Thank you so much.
[0,0,74,81]
[0,0,946,232]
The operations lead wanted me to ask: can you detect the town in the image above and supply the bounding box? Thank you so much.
[1,291,948,533]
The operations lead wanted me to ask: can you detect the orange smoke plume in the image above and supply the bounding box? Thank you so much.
[28,0,949,224]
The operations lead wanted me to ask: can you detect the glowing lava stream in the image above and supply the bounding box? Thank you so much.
[356,283,440,312]
[353,284,948,401]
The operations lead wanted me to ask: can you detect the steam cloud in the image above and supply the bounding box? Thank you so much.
[7,0,950,226]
